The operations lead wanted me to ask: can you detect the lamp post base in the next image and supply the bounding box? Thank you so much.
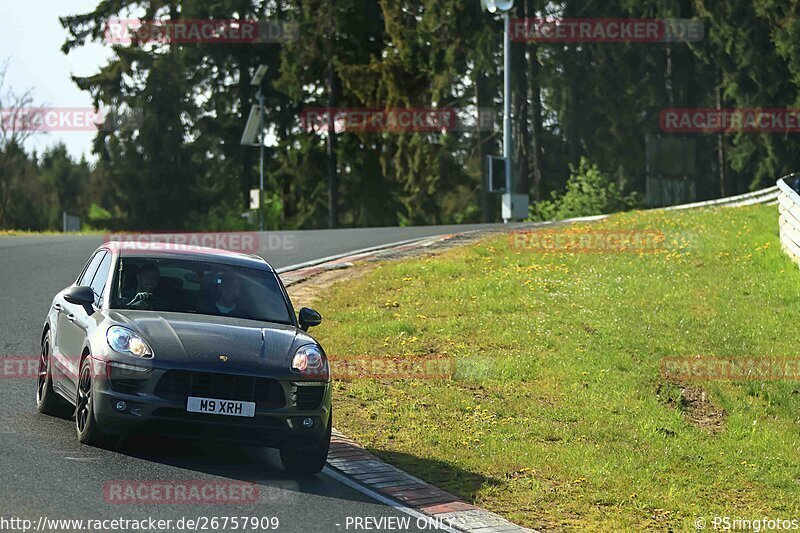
[502,193,530,222]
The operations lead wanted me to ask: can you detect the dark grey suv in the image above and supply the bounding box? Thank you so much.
[36,242,331,475]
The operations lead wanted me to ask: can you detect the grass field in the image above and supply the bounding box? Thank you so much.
[311,204,800,530]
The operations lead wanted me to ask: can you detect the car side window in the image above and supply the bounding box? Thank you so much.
[89,252,112,306]
[77,251,105,287]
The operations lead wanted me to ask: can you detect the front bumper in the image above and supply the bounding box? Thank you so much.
[92,358,331,448]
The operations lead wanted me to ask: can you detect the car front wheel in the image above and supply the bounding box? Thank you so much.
[75,356,115,447]
[280,410,332,475]
[36,332,71,417]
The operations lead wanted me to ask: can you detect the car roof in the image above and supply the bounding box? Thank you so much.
[98,241,275,271]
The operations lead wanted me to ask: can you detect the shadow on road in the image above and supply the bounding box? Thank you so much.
[108,433,377,503]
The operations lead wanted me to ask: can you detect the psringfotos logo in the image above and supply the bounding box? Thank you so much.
[710,516,800,531]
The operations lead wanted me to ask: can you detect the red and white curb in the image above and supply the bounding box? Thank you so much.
[326,431,533,533]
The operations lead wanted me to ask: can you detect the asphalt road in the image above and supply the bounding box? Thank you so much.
[0,223,510,533]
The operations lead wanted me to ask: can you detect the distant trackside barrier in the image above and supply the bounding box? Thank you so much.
[777,173,800,265]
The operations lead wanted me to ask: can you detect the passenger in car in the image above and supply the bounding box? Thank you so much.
[198,272,245,317]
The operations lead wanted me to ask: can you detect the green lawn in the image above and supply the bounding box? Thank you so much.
[313,204,800,530]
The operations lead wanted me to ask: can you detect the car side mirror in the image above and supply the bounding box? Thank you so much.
[64,286,96,314]
[299,307,322,331]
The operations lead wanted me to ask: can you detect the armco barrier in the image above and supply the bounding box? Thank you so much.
[662,185,779,211]
[777,173,800,265]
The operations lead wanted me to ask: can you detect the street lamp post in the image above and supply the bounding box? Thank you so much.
[502,9,512,212]
[257,89,265,232]
[480,0,527,222]
[240,65,269,231]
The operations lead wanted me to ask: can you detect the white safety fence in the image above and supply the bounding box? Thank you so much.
[777,174,800,265]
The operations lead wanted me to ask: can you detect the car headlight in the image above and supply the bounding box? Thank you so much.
[291,344,328,379]
[106,326,153,357]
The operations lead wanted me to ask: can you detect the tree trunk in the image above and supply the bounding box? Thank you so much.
[715,69,726,197]
[566,47,579,167]
[526,0,543,201]
[475,70,490,222]
[512,4,530,197]
[326,0,339,229]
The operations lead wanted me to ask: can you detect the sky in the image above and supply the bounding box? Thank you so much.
[0,1,112,161]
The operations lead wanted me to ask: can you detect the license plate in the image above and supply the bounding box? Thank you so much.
[186,396,256,418]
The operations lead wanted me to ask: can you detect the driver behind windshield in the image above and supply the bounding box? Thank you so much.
[110,258,290,323]
[124,262,168,310]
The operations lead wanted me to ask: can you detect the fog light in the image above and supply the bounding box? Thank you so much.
[115,401,127,412]
[302,417,314,428]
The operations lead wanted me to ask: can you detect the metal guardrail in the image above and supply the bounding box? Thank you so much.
[662,185,779,211]
[777,173,800,264]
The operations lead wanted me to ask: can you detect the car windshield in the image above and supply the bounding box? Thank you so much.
[110,256,292,325]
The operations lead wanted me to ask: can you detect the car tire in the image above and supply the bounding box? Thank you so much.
[280,410,332,475]
[75,356,116,448]
[36,332,71,417]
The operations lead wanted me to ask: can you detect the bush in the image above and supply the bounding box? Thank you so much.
[528,158,639,221]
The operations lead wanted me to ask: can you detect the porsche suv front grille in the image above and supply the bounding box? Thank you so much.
[108,377,147,395]
[154,370,285,409]
[295,385,326,410]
